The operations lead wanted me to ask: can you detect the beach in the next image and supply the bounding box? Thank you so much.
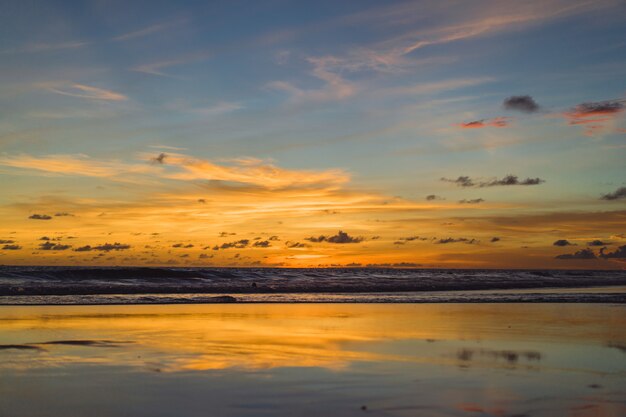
[1,303,625,416]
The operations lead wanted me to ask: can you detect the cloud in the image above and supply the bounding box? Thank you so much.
[601,186,626,201]
[152,153,167,164]
[45,83,128,101]
[459,198,484,204]
[442,176,475,187]
[503,95,540,112]
[0,240,14,244]
[1,244,21,250]
[458,117,510,128]
[304,230,364,244]
[436,237,478,244]
[93,243,131,252]
[54,212,74,217]
[1,41,88,55]
[555,248,596,260]
[286,241,310,248]
[172,243,194,248]
[28,214,52,220]
[132,52,209,77]
[490,237,500,242]
[563,99,625,135]
[189,102,244,116]
[398,236,427,242]
[553,239,575,246]
[112,18,187,41]
[565,100,625,123]
[267,57,357,103]
[253,240,271,248]
[0,154,152,181]
[588,240,608,246]
[213,240,250,250]
[39,242,71,251]
[365,262,421,268]
[426,194,444,201]
[153,153,350,190]
[599,245,626,259]
[441,175,544,188]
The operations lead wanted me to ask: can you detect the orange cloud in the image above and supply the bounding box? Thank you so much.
[562,100,625,135]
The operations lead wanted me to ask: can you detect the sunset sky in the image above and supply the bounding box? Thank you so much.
[0,0,625,268]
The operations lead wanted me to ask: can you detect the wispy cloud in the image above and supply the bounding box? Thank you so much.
[131,52,209,77]
[0,154,150,179]
[149,152,350,190]
[112,18,188,42]
[267,57,357,103]
[44,83,128,101]
[1,41,88,55]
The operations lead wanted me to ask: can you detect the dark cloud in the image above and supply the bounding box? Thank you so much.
[199,253,213,259]
[441,176,474,187]
[197,199,206,204]
[253,240,271,247]
[93,242,131,251]
[305,230,364,244]
[398,236,426,242]
[365,262,421,268]
[268,236,280,241]
[442,175,544,188]
[74,245,93,252]
[152,153,167,164]
[2,244,21,250]
[426,194,444,201]
[54,212,74,217]
[553,239,575,247]
[172,243,194,248]
[600,187,626,201]
[0,240,14,244]
[436,237,478,244]
[38,242,71,251]
[599,245,626,259]
[481,175,544,187]
[29,214,52,220]
[490,237,500,242]
[503,95,540,113]
[458,117,509,129]
[214,239,249,250]
[555,248,596,260]
[569,101,624,119]
[286,241,310,248]
[459,198,484,204]
[219,232,237,237]
[588,240,608,246]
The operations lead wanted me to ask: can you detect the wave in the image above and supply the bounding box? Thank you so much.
[0,266,625,297]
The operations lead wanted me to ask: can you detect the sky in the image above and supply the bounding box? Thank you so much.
[0,0,625,269]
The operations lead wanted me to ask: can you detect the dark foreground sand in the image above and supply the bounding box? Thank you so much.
[1,304,625,416]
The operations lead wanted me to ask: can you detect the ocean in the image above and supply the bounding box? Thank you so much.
[1,266,625,304]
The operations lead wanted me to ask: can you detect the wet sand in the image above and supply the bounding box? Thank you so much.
[1,303,625,416]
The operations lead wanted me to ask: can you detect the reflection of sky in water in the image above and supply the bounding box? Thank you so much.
[1,304,625,416]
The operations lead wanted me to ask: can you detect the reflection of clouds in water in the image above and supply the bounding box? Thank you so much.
[0,305,625,417]
[456,348,542,364]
